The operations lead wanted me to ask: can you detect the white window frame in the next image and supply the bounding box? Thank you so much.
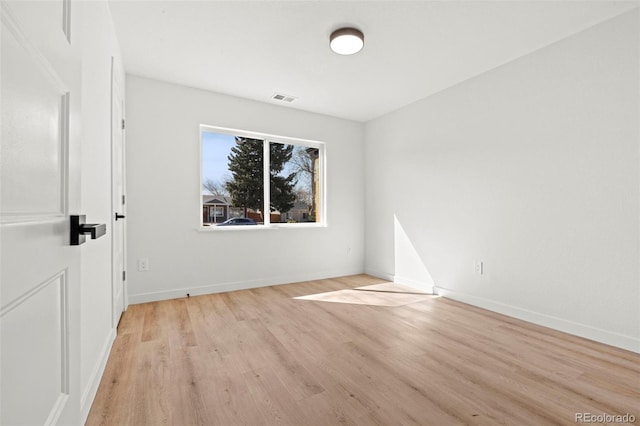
[199,124,326,230]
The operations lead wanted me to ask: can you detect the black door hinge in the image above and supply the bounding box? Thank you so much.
[121,119,125,130]
[122,194,125,205]
[122,270,126,281]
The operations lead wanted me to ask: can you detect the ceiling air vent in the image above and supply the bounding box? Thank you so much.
[272,93,297,103]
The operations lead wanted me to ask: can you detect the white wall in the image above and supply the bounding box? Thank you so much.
[365,10,639,352]
[78,1,124,420]
[125,76,365,302]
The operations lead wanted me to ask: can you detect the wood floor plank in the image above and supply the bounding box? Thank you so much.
[245,318,325,400]
[295,392,357,426]
[162,298,198,348]
[116,303,145,336]
[140,302,163,342]
[87,274,640,425]
[167,346,219,426]
[85,333,138,426]
[129,339,171,426]
[243,367,309,426]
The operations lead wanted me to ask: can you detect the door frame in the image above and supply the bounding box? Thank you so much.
[110,56,127,327]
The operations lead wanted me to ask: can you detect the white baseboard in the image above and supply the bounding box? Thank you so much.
[364,267,395,282]
[435,286,640,354]
[128,267,365,304]
[393,275,435,293]
[80,328,117,423]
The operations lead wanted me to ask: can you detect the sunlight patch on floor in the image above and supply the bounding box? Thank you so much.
[294,283,436,307]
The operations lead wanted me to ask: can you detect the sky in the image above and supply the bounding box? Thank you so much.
[202,131,235,185]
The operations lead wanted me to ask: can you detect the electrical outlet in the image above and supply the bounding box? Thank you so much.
[474,261,484,275]
[138,258,149,272]
[346,247,352,255]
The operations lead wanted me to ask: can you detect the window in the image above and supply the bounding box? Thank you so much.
[200,125,324,228]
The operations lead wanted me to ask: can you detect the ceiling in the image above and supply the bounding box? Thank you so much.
[108,1,638,122]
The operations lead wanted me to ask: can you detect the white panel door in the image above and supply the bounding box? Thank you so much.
[111,68,126,328]
[1,1,82,424]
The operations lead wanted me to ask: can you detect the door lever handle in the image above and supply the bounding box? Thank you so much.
[70,215,106,245]
[115,213,126,221]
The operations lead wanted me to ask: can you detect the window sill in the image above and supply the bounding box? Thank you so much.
[198,223,326,232]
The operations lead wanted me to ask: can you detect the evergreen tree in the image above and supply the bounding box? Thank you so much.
[226,137,297,217]
[226,137,263,215]
[269,142,297,213]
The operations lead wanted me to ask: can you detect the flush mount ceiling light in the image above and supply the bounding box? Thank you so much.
[330,27,364,55]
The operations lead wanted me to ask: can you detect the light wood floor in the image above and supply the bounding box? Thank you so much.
[87,275,639,426]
